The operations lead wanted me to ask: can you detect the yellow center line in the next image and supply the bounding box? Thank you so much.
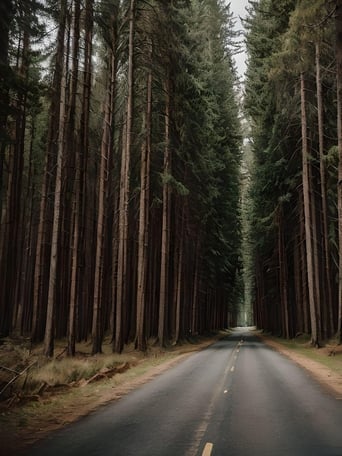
[202,442,214,456]
[186,340,240,456]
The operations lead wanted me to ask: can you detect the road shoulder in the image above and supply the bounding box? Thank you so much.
[259,335,342,399]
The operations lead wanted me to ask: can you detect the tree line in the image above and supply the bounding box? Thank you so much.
[0,0,242,356]
[245,0,342,346]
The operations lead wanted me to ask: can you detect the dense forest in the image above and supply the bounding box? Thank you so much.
[2,0,342,359]
[244,0,342,346]
[0,0,242,356]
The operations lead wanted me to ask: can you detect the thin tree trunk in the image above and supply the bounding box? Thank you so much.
[293,230,303,334]
[309,163,322,340]
[78,0,93,343]
[44,30,67,357]
[175,206,184,343]
[301,72,320,347]
[115,0,135,354]
[158,76,171,347]
[43,0,68,356]
[278,207,289,338]
[67,0,81,356]
[299,190,310,335]
[191,236,200,335]
[92,45,116,355]
[336,0,342,343]
[15,102,36,334]
[32,153,49,342]
[136,62,152,351]
[316,42,334,337]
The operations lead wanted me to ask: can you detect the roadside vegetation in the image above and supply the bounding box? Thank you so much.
[0,333,224,405]
[0,332,227,453]
[263,334,342,378]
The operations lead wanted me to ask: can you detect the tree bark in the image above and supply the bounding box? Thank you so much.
[336,0,342,343]
[44,0,68,357]
[299,189,310,335]
[68,0,82,356]
[92,42,116,355]
[78,0,94,343]
[175,205,184,343]
[278,207,289,338]
[158,76,171,347]
[191,236,200,335]
[301,72,320,347]
[316,42,334,338]
[115,0,135,353]
[136,60,152,352]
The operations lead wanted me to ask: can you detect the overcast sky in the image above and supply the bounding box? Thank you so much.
[228,0,249,79]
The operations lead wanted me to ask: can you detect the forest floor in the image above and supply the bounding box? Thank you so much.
[0,329,341,455]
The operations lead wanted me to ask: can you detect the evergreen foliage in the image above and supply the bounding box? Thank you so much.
[245,0,340,341]
[0,0,242,352]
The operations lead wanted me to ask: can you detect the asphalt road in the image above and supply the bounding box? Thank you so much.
[24,329,342,456]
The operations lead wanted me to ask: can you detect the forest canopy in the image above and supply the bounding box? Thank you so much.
[244,0,342,346]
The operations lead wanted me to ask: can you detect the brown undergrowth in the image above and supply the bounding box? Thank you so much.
[0,333,224,455]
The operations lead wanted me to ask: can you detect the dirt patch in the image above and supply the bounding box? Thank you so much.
[260,335,342,398]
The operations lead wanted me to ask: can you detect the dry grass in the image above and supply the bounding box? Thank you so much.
[0,337,144,400]
[0,333,225,454]
[264,334,342,377]
[260,333,342,401]
[0,333,224,403]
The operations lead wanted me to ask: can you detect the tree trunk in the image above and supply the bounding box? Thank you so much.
[316,42,334,338]
[158,76,171,347]
[299,189,310,335]
[175,205,184,343]
[309,162,322,340]
[278,207,289,338]
[115,0,135,353]
[15,114,36,334]
[136,61,152,352]
[78,0,93,343]
[336,0,342,343]
[44,76,65,357]
[301,72,320,347]
[191,236,200,335]
[92,43,116,355]
[44,2,67,356]
[293,229,303,334]
[68,0,82,356]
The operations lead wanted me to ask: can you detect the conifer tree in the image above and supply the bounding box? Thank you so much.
[336,0,342,342]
